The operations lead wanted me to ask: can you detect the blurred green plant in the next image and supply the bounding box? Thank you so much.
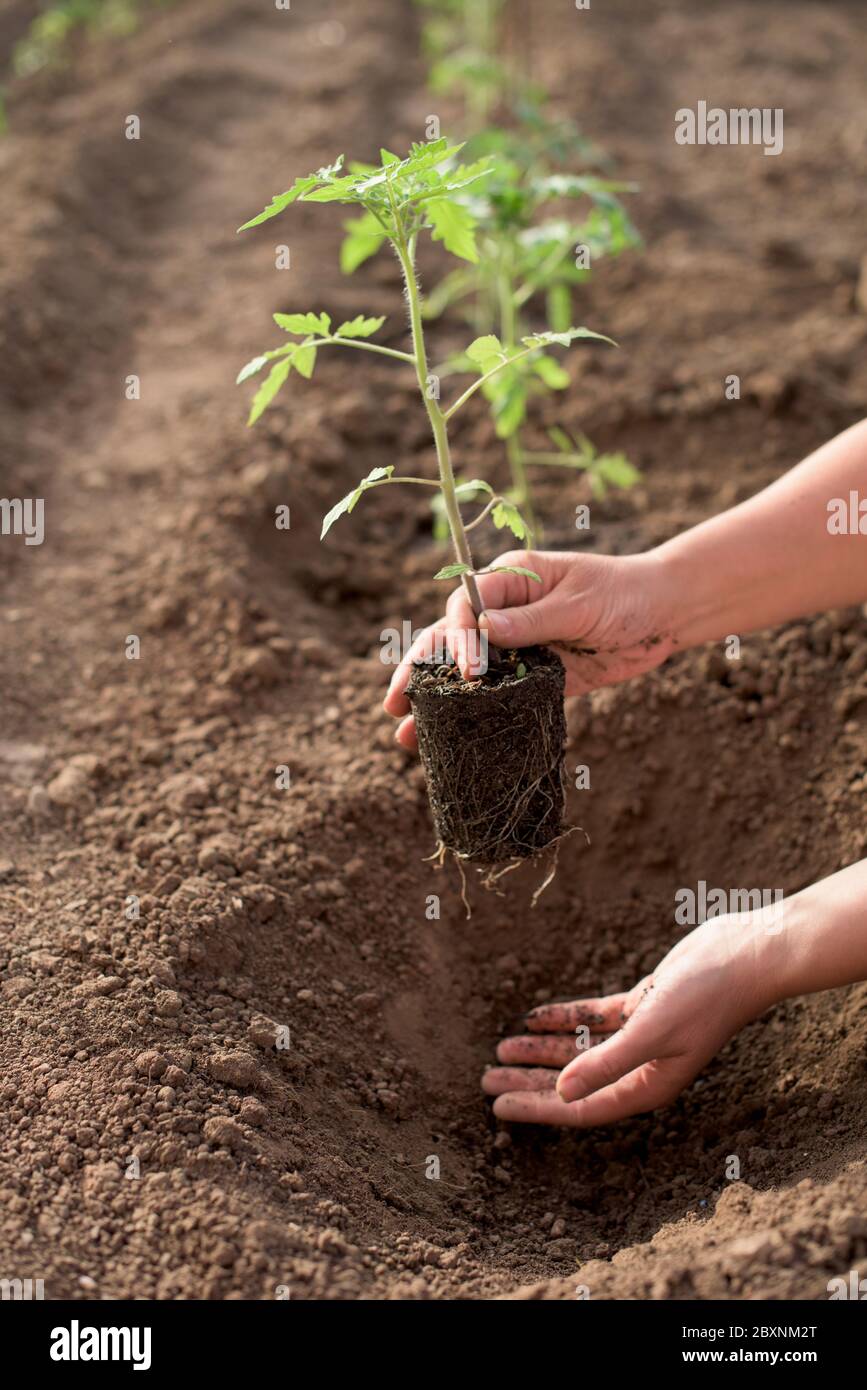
[411,1,642,532]
[11,0,168,80]
[415,0,510,131]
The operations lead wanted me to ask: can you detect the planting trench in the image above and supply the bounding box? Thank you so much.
[1,0,867,1299]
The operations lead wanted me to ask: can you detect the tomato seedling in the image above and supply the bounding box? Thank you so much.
[237,139,615,617]
[422,155,641,531]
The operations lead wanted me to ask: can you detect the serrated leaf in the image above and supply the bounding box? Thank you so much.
[340,211,388,273]
[237,174,320,232]
[292,343,317,379]
[466,334,503,363]
[303,178,362,204]
[320,466,394,541]
[248,356,293,425]
[380,148,400,166]
[273,311,331,336]
[522,327,617,350]
[315,156,346,180]
[490,565,542,583]
[335,315,386,339]
[426,197,479,263]
[433,563,473,580]
[491,500,530,541]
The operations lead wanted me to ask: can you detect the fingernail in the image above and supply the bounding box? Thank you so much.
[556,1078,584,1103]
[480,609,511,639]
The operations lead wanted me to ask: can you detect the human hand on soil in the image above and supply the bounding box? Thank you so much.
[384,548,675,749]
[482,913,778,1127]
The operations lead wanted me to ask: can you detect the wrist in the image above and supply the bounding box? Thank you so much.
[649,534,729,655]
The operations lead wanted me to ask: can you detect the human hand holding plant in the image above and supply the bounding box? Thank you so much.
[385,547,677,749]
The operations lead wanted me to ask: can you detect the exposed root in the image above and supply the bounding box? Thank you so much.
[426,825,590,918]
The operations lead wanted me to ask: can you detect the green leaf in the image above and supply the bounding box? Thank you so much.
[292,343,317,379]
[433,563,473,580]
[515,662,527,678]
[491,378,527,439]
[248,356,293,425]
[335,315,386,339]
[340,211,388,273]
[273,311,331,336]
[466,334,503,363]
[380,148,400,166]
[491,500,530,541]
[320,466,394,540]
[533,354,570,390]
[454,478,494,500]
[522,327,617,350]
[490,565,542,584]
[236,353,271,385]
[536,174,637,200]
[237,174,320,232]
[237,344,297,385]
[426,197,479,263]
[597,454,641,490]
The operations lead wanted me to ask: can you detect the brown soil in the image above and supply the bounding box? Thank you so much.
[1,0,867,1301]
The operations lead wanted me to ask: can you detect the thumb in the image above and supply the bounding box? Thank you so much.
[479,591,568,648]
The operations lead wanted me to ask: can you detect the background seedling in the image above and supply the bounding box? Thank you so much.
[411,0,642,532]
[10,0,164,80]
[237,139,616,617]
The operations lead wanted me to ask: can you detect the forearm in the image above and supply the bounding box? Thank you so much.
[756,859,867,1006]
[654,418,867,651]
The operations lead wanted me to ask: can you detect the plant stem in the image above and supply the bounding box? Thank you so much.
[496,256,536,539]
[442,340,541,422]
[318,336,414,364]
[396,236,483,618]
[506,434,536,540]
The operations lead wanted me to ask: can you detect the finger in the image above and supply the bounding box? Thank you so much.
[493,1059,688,1128]
[444,585,483,678]
[557,1058,696,1127]
[491,1089,592,1127]
[480,593,578,649]
[444,554,553,676]
[384,620,448,716]
[394,715,417,751]
[482,1066,560,1095]
[496,1033,611,1068]
[556,1015,660,1103]
[523,995,630,1034]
